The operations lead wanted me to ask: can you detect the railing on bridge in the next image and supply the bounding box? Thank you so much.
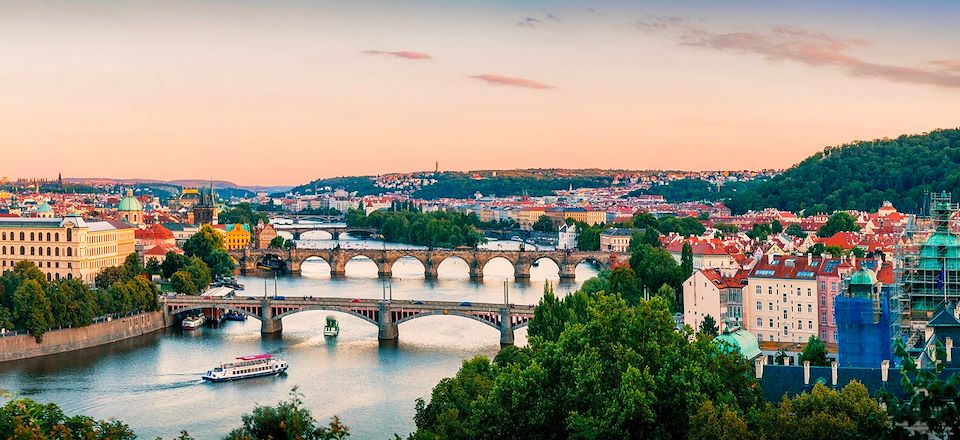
[161,295,534,345]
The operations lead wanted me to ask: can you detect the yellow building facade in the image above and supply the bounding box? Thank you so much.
[219,223,251,250]
[0,216,136,284]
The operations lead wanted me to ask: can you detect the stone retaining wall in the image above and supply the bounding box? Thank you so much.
[0,311,170,363]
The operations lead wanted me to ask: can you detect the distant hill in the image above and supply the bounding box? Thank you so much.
[629,178,762,203]
[726,128,960,215]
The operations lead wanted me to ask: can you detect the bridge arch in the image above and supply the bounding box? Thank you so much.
[167,304,263,322]
[481,256,518,279]
[435,255,471,278]
[390,255,426,278]
[530,257,561,279]
[394,310,502,330]
[271,306,379,326]
[299,230,334,240]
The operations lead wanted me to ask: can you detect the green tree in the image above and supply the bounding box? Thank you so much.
[183,224,227,267]
[746,223,772,241]
[161,252,190,279]
[699,314,718,337]
[608,266,642,305]
[751,382,888,439]
[817,212,861,238]
[629,244,683,297]
[122,253,144,278]
[532,215,554,232]
[218,202,269,231]
[785,223,805,238]
[170,271,197,295]
[680,242,694,279]
[13,279,53,342]
[206,248,236,277]
[269,236,287,248]
[798,335,828,366]
[714,222,739,236]
[13,260,47,290]
[656,284,679,314]
[225,388,349,440]
[145,257,163,276]
[689,401,753,440]
[657,216,706,237]
[770,219,783,234]
[183,257,212,293]
[641,227,661,248]
[412,289,762,438]
[0,397,136,440]
[95,266,130,291]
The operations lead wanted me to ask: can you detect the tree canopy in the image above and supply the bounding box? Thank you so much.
[727,129,960,214]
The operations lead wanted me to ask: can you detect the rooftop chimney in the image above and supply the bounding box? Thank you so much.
[831,361,838,386]
[803,360,811,385]
[881,360,890,383]
[755,357,765,379]
[949,337,954,363]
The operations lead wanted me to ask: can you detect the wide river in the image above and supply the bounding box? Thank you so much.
[0,238,597,439]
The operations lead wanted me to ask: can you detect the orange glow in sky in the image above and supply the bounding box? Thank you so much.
[1,1,958,185]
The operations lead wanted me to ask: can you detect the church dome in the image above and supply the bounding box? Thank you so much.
[35,202,53,213]
[118,189,143,212]
[849,268,878,286]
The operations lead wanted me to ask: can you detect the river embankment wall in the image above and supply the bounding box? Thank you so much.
[0,311,170,363]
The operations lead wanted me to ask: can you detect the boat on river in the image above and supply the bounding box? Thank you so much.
[323,316,340,337]
[181,315,205,329]
[202,354,288,382]
[223,311,247,321]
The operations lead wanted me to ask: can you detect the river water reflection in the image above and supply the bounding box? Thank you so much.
[0,239,596,439]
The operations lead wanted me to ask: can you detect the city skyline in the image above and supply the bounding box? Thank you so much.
[2,0,959,185]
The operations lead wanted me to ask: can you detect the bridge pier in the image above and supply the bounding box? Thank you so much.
[499,308,514,346]
[378,302,398,341]
[330,231,341,240]
[378,261,393,278]
[469,264,483,279]
[514,263,531,280]
[260,300,283,334]
[559,263,577,280]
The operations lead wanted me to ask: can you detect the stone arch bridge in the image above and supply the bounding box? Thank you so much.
[162,296,533,345]
[229,248,613,279]
[272,225,378,240]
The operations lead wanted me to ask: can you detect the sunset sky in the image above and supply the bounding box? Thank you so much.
[2,0,959,185]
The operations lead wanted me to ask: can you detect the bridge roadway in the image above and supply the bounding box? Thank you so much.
[272,224,378,240]
[229,247,614,279]
[162,295,534,345]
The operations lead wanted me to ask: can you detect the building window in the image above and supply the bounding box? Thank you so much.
[783,293,787,302]
[758,334,763,342]
[783,310,787,319]
[769,319,774,327]
[66,248,72,257]
[20,246,25,255]
[768,287,772,295]
[768,302,773,311]
[757,318,762,327]
[46,233,50,241]
[797,320,802,329]
[808,320,813,329]
[797,288,801,296]
[19,232,25,241]
[821,315,826,324]
[55,233,59,241]
[820,297,825,306]
[55,247,60,257]
[756,301,762,310]
[66,229,72,241]
[807,304,812,313]
[30,232,34,241]
[820,281,826,290]
[807,288,812,296]
[831,282,837,291]
[797,304,802,312]
[784,326,788,336]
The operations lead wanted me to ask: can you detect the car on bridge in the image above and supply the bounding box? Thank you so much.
[350,299,362,303]
[273,296,286,300]
[459,301,472,307]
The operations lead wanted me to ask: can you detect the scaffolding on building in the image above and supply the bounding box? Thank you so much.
[892,191,960,354]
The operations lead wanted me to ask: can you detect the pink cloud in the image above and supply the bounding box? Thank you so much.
[639,18,960,89]
[469,74,554,89]
[362,50,432,60]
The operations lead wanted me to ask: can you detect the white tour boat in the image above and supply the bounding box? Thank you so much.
[181,314,206,329]
[323,315,340,337]
[202,354,289,382]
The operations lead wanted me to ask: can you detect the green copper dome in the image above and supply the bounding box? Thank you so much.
[118,189,143,212]
[713,328,761,360]
[35,202,53,213]
[918,232,960,271]
[849,268,877,286]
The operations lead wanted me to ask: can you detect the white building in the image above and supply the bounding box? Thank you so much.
[558,223,578,250]
[742,254,821,344]
[683,268,747,333]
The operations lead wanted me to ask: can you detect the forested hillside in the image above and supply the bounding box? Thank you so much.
[727,129,960,214]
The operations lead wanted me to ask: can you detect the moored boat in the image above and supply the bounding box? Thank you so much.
[223,311,247,321]
[323,315,340,337]
[202,354,288,382]
[181,315,205,329]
